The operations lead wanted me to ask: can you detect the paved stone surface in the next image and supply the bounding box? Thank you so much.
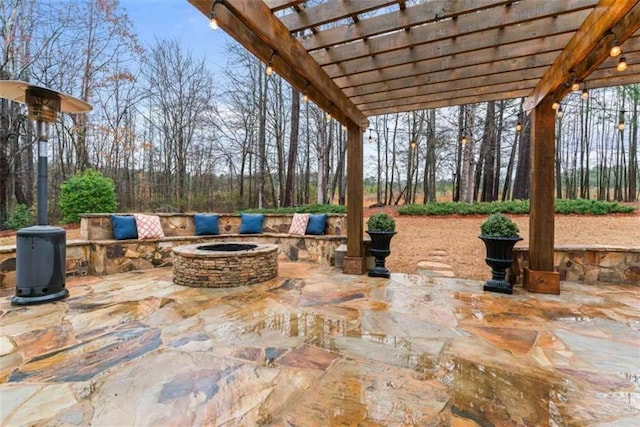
[1,263,639,425]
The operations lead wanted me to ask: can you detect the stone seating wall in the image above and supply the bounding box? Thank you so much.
[0,213,347,289]
[510,245,640,285]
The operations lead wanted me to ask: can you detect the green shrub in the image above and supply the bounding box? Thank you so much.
[241,204,346,214]
[480,213,520,237]
[4,204,35,230]
[58,170,118,223]
[398,199,633,216]
[367,212,396,232]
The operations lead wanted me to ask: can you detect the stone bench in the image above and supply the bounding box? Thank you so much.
[0,213,347,289]
[510,245,640,285]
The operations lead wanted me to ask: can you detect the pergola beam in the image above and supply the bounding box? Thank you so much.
[327,33,574,80]
[311,0,595,66]
[265,0,306,12]
[300,0,513,52]
[280,0,399,33]
[524,0,640,111]
[188,0,368,128]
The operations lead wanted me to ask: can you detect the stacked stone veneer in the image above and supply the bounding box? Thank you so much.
[173,243,278,287]
[513,246,640,285]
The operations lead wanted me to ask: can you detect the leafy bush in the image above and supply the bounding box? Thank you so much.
[398,199,633,216]
[480,213,520,237]
[4,204,35,230]
[58,170,118,223]
[241,204,346,214]
[367,212,396,232]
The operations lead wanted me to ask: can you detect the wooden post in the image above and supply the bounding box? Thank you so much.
[343,121,364,274]
[526,95,560,294]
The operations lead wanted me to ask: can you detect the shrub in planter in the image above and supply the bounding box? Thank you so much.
[366,213,396,278]
[367,212,396,232]
[479,213,522,294]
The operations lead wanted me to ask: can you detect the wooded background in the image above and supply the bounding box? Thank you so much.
[1,0,638,227]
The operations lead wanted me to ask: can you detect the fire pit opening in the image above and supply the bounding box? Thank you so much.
[197,243,257,252]
[172,242,278,288]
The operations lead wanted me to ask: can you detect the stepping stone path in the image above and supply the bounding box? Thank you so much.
[416,249,455,278]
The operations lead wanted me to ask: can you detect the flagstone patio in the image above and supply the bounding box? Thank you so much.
[1,262,639,426]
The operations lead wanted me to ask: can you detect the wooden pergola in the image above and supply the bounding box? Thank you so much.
[187,0,640,293]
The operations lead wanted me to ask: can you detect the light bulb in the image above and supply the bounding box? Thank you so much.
[610,41,621,57]
[581,89,588,100]
[571,82,580,92]
[552,101,559,110]
[616,56,627,72]
[618,121,625,131]
[556,106,563,118]
[515,122,522,132]
[461,136,467,146]
[342,125,347,132]
[326,112,331,122]
[266,64,273,75]
[302,93,308,103]
[209,17,218,30]
[410,140,416,149]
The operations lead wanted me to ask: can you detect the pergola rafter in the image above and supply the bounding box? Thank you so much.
[187,0,640,291]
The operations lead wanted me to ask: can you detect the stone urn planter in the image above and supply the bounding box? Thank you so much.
[479,213,522,294]
[366,213,396,278]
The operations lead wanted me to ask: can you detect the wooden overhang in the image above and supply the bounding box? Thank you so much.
[187,0,640,284]
[188,0,640,121]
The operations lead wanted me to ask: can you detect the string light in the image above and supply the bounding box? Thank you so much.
[616,56,627,72]
[342,124,347,132]
[326,112,331,122]
[552,100,559,110]
[209,0,220,30]
[619,110,625,131]
[410,140,416,149]
[610,40,621,57]
[266,52,275,76]
[302,92,309,103]
[581,88,589,100]
[368,129,373,143]
[556,106,563,118]
[515,121,522,132]
[461,135,467,146]
[571,81,581,92]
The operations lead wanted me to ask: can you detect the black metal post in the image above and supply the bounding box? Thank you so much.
[36,121,48,225]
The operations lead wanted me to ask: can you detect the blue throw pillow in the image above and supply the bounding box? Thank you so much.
[194,214,220,235]
[306,214,327,235]
[111,215,138,240]
[239,213,264,234]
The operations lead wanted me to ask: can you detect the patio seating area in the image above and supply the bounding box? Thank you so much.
[1,263,638,425]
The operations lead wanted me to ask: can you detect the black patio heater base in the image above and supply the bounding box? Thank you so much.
[12,225,68,306]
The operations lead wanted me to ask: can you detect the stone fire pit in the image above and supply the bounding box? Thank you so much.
[172,243,278,287]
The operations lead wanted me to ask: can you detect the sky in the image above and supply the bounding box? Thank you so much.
[120,0,234,74]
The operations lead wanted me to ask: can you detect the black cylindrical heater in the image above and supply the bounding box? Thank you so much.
[0,80,91,306]
[13,226,67,304]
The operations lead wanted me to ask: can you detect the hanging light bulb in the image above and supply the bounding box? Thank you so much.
[616,56,627,72]
[571,81,580,92]
[581,88,589,100]
[461,135,467,146]
[618,120,625,131]
[515,121,522,132]
[209,7,218,30]
[266,52,274,76]
[610,40,621,57]
[342,124,347,132]
[410,140,416,149]
[326,112,331,122]
[551,100,559,110]
[368,130,373,143]
[556,106,563,118]
[302,92,309,103]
